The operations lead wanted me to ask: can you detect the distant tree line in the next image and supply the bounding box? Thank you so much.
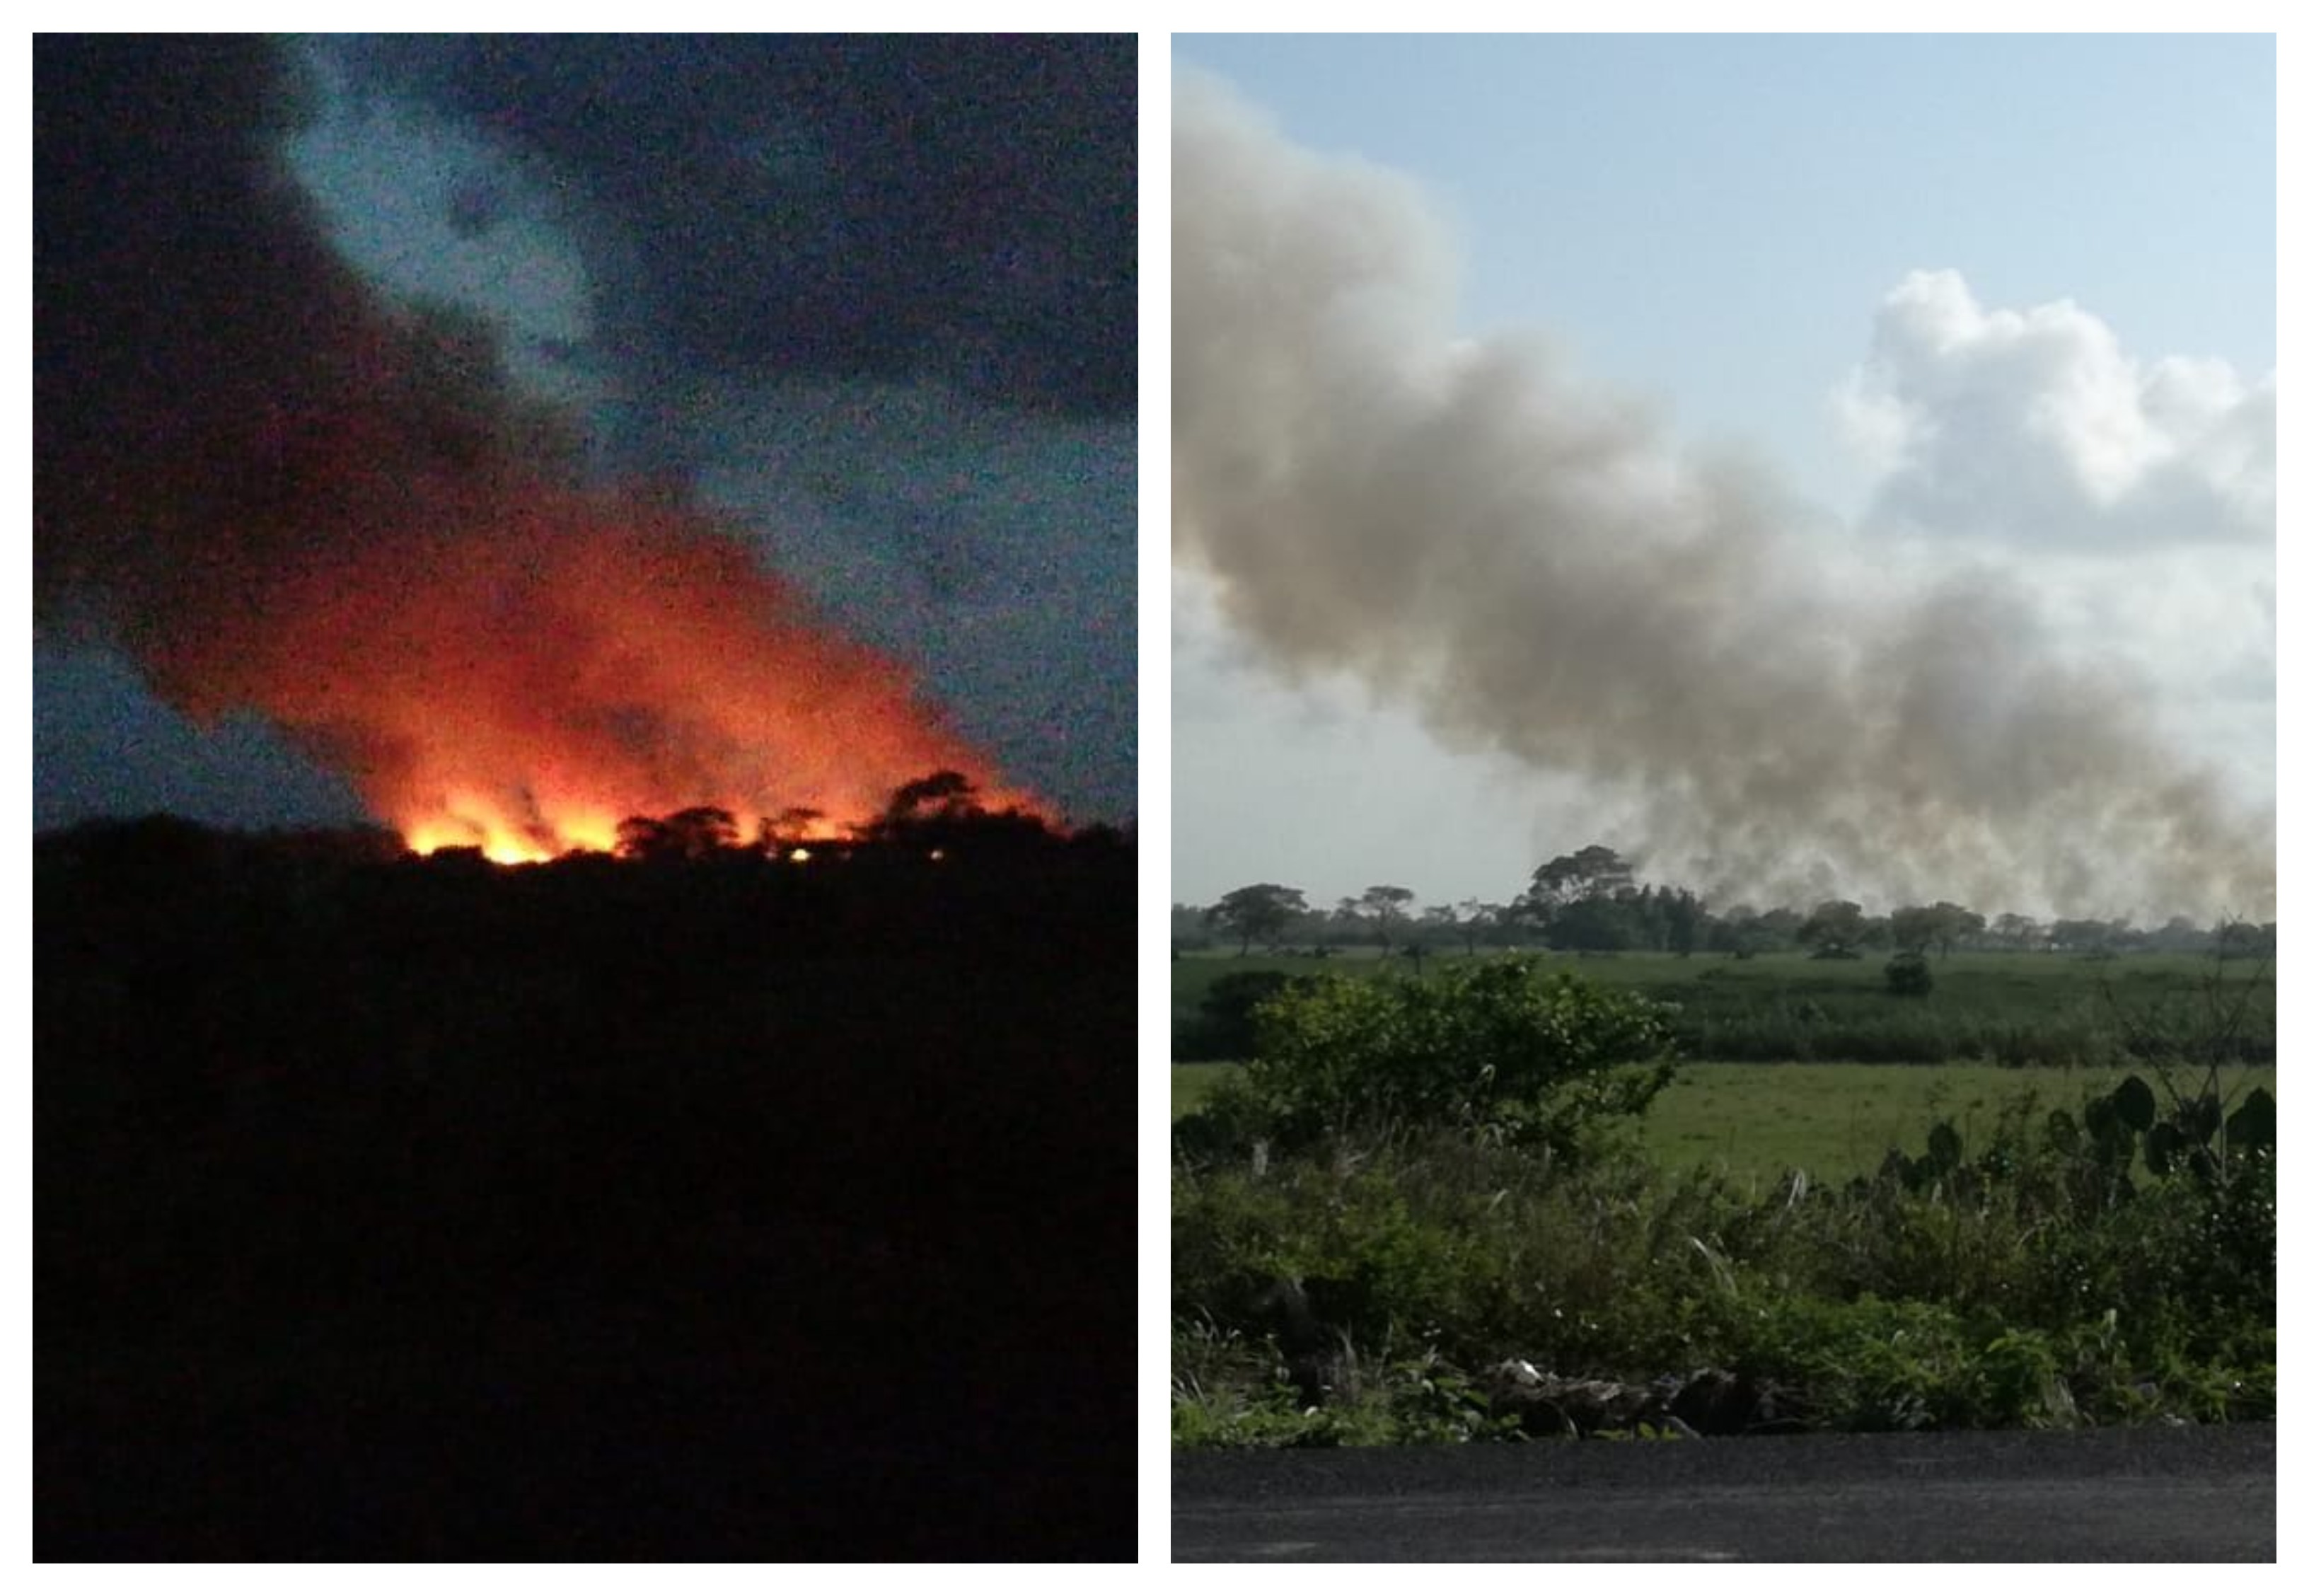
[1176,844,2274,963]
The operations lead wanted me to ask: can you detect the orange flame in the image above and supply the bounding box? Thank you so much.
[150,464,1034,862]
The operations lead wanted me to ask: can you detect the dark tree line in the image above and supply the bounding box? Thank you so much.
[1178,843,2274,962]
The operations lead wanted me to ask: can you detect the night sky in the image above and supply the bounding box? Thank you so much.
[34,35,1136,833]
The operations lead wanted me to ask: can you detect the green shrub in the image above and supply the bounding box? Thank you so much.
[1173,1077,2275,1443]
[1237,962,1677,1160]
[1885,950,1933,998]
[1177,968,1303,1061]
[1169,1316,1513,1447]
[1174,956,2276,1445]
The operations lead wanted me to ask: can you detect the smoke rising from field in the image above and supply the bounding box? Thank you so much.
[1171,73,2272,918]
[36,38,1031,858]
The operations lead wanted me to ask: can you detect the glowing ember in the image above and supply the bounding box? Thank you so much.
[144,458,1035,860]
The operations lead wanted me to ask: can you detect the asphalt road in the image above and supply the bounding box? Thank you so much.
[1174,1423,2274,1561]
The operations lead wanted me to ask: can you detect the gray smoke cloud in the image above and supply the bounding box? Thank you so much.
[1172,72,2273,920]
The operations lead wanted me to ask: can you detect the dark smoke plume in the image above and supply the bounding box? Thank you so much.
[35,37,1032,855]
[1172,73,2272,919]
[35,38,565,666]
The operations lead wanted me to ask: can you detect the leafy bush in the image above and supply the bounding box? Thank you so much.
[1884,950,1933,998]
[1171,1316,1513,1447]
[1174,1075,2275,1442]
[1176,968,1302,1061]
[1175,951,2276,1445]
[1232,962,1677,1160]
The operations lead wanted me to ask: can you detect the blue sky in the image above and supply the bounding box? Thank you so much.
[1183,34,2272,523]
[1173,34,2275,920]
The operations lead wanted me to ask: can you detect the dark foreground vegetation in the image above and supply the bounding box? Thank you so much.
[38,811,1135,1559]
[1172,961,2274,1447]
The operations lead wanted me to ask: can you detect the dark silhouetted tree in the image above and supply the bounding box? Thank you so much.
[1358,885,1416,952]
[755,806,827,852]
[884,770,979,826]
[1889,904,1937,954]
[1527,844,1634,913]
[1992,912,2041,950]
[1454,899,1505,956]
[619,806,739,862]
[1799,899,1867,959]
[1418,902,1462,955]
[1926,901,1986,960]
[1205,884,1307,956]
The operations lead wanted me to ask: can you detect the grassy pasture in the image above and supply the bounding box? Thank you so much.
[1171,947,2274,1066]
[1639,1060,2279,1185]
[1172,1059,2280,1186]
[1171,1060,1232,1122]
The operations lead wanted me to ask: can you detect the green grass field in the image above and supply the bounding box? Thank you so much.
[1172,947,2274,1066]
[1171,1060,1232,1121]
[1634,1060,2279,1184]
[1172,1058,2279,1186]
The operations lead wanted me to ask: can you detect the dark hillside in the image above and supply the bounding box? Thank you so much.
[37,816,1135,1559]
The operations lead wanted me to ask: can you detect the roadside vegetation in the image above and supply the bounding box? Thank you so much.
[1171,956,2275,1447]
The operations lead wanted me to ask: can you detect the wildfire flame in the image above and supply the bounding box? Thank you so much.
[37,42,1039,857]
[143,456,1035,865]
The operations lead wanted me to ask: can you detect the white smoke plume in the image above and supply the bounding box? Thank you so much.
[1171,72,2272,920]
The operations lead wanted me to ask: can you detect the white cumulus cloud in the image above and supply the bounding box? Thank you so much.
[1836,269,2272,550]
